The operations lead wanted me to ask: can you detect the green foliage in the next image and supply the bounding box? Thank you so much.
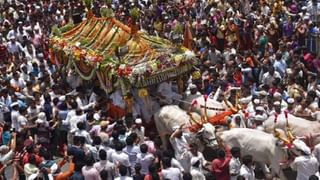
[59,23,74,33]
[173,22,183,34]
[129,8,139,22]
[83,0,92,8]
[51,25,61,37]
[100,7,114,18]
[102,0,112,5]
[80,38,89,46]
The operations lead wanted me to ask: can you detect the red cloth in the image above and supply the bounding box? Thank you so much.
[106,103,125,120]
[211,147,231,180]
[22,153,42,166]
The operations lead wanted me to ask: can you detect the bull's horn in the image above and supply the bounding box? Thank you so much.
[187,112,202,126]
[274,129,291,145]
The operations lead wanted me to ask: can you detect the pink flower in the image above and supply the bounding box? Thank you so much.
[203,94,208,102]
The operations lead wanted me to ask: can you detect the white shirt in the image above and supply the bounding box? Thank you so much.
[114,176,133,180]
[17,115,28,132]
[240,165,255,180]
[75,129,92,144]
[230,157,241,180]
[136,152,155,175]
[110,151,130,167]
[190,167,206,180]
[123,145,140,168]
[69,114,86,133]
[169,133,190,159]
[10,78,25,89]
[157,82,174,99]
[261,71,281,86]
[11,110,20,130]
[291,155,319,180]
[93,160,115,180]
[161,167,182,180]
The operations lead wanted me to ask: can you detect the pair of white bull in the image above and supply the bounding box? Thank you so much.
[155,96,320,179]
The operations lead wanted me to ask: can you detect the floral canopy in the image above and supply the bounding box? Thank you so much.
[49,17,197,93]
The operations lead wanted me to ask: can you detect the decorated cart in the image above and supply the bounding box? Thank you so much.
[49,14,197,95]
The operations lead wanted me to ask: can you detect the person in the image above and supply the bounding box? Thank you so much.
[160,157,182,180]
[110,141,131,175]
[144,164,160,180]
[157,80,182,104]
[136,144,155,175]
[82,154,101,180]
[93,149,115,180]
[239,155,255,180]
[115,165,133,180]
[39,150,58,180]
[211,143,231,180]
[291,140,319,180]
[123,135,140,173]
[24,155,39,180]
[133,163,144,180]
[190,157,206,180]
[169,124,190,171]
[229,147,241,180]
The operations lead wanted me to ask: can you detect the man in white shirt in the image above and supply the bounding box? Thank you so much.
[291,139,319,180]
[10,102,20,130]
[136,144,155,175]
[114,165,133,180]
[240,155,255,180]
[10,72,26,90]
[110,142,131,175]
[229,147,241,180]
[94,150,115,180]
[190,157,206,180]
[261,66,281,87]
[122,135,140,173]
[161,157,182,180]
[169,124,191,171]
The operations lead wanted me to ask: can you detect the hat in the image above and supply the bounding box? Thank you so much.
[293,139,311,155]
[287,98,294,104]
[273,101,281,106]
[255,115,265,121]
[253,99,260,105]
[302,6,307,10]
[258,91,268,96]
[9,36,16,40]
[188,83,197,89]
[59,96,66,101]
[100,121,109,128]
[191,157,200,166]
[239,97,251,104]
[10,102,19,108]
[0,145,9,153]
[93,113,100,121]
[273,92,282,99]
[35,112,46,124]
[256,106,265,112]
[135,118,142,124]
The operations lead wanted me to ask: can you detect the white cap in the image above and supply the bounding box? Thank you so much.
[256,106,265,112]
[274,101,281,106]
[273,92,282,98]
[9,36,16,40]
[10,102,19,108]
[302,6,307,10]
[287,98,294,104]
[135,118,142,124]
[0,145,9,153]
[93,113,100,121]
[35,112,46,124]
[173,125,180,131]
[59,95,66,101]
[255,115,265,121]
[293,139,311,155]
[188,83,197,89]
[239,98,251,104]
[258,91,268,96]
[253,99,260,105]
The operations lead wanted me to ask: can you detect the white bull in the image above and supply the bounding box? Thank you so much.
[218,128,290,179]
[154,105,218,151]
[263,113,320,145]
[182,95,227,117]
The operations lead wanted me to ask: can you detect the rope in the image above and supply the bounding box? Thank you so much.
[170,98,226,111]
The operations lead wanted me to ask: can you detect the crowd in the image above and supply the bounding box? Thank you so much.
[0,0,319,180]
